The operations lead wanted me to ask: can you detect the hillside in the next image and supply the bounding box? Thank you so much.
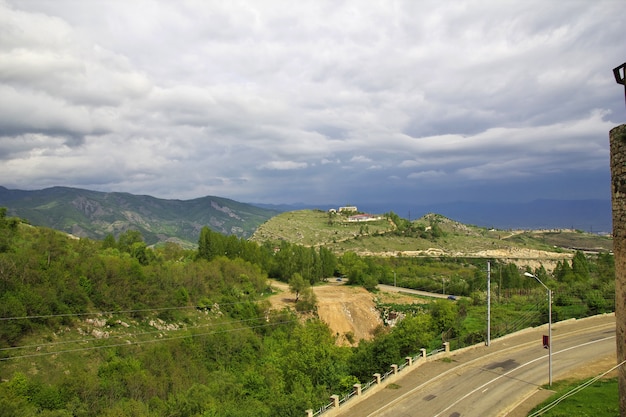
[251,209,396,246]
[254,199,612,233]
[0,186,279,247]
[251,210,613,270]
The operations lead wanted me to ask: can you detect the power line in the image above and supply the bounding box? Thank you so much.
[527,359,626,417]
[0,309,308,354]
[0,316,307,362]
[0,297,278,321]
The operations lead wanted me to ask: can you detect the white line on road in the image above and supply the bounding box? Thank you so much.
[432,336,615,417]
[364,328,615,417]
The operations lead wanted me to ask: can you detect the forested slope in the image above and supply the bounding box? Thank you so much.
[0,210,445,416]
[0,186,279,247]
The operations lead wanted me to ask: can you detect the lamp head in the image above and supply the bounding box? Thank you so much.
[615,63,626,111]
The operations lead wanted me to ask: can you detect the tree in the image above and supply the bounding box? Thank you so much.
[197,227,224,261]
[295,285,316,312]
[117,230,144,254]
[0,207,19,253]
[429,299,459,336]
[102,234,117,250]
[572,251,590,281]
[289,273,307,303]
[554,260,575,283]
[318,246,337,280]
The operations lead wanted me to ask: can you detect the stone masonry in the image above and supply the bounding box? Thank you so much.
[610,123,626,417]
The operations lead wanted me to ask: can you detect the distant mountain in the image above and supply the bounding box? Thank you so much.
[0,185,611,249]
[406,200,612,233]
[0,186,279,247]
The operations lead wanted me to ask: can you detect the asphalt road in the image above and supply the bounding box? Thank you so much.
[335,314,616,417]
[378,284,451,299]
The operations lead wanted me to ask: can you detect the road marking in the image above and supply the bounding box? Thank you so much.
[432,336,615,417]
[361,321,615,417]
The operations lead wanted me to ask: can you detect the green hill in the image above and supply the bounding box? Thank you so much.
[0,186,279,247]
[251,210,613,255]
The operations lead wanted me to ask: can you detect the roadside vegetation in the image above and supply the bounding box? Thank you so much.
[0,207,615,416]
[528,377,618,416]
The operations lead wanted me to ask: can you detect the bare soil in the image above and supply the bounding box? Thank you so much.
[268,280,382,346]
[358,247,573,272]
[266,248,574,347]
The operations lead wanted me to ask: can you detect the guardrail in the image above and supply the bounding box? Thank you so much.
[306,344,449,417]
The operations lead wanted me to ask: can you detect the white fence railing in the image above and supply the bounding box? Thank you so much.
[306,343,450,417]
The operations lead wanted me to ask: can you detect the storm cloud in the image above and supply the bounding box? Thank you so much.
[1,0,624,211]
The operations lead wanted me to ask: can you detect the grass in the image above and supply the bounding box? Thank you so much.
[250,209,612,257]
[507,230,613,252]
[528,377,618,416]
[250,209,395,247]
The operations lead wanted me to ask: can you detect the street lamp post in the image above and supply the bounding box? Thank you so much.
[524,272,552,386]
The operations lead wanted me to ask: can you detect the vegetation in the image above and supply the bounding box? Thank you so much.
[252,210,612,254]
[251,209,395,247]
[529,377,618,416]
[0,207,616,416]
[0,186,279,246]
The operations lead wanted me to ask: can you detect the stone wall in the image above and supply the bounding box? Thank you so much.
[609,123,626,416]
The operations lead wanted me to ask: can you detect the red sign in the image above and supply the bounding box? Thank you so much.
[543,335,550,349]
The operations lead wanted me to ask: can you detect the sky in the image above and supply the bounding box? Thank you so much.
[1,0,625,212]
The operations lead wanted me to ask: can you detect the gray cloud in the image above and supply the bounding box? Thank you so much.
[0,0,624,209]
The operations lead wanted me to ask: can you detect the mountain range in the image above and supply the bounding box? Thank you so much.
[0,186,279,247]
[0,186,612,248]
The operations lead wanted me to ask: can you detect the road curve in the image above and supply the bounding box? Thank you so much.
[378,284,452,299]
[335,314,616,417]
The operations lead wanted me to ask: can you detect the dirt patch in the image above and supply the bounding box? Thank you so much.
[356,247,573,272]
[268,280,383,346]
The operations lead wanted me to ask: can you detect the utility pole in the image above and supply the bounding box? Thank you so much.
[487,261,491,346]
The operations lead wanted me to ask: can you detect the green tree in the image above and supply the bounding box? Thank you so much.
[102,234,117,250]
[0,207,19,253]
[318,246,337,280]
[572,251,590,281]
[429,299,459,336]
[500,263,521,289]
[554,260,575,283]
[197,227,225,261]
[117,230,144,254]
[289,273,307,302]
